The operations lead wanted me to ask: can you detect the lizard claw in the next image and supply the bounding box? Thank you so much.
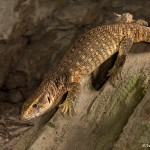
[107,66,117,77]
[59,98,76,116]
[108,66,123,86]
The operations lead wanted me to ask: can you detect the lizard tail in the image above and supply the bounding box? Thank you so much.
[143,26,150,43]
[134,25,150,43]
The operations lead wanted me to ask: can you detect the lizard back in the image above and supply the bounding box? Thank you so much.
[57,23,135,82]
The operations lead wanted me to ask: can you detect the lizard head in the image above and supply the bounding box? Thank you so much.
[21,75,66,120]
[21,91,55,120]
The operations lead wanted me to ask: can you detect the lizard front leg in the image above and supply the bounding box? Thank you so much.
[108,36,133,85]
[59,82,81,116]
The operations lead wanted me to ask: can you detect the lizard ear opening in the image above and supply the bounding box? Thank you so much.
[47,96,51,103]
[45,93,51,104]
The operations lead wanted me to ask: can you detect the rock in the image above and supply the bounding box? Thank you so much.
[54,1,99,26]
[0,37,27,88]
[0,0,18,40]
[112,0,125,8]
[122,1,142,12]
[11,0,72,39]
[0,91,6,102]
[5,71,27,89]
[7,89,23,104]
[113,87,150,150]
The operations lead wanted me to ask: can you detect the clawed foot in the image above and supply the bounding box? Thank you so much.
[107,66,123,86]
[59,82,80,116]
[59,99,76,116]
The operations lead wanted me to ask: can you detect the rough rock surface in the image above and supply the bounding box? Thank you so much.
[0,0,149,150]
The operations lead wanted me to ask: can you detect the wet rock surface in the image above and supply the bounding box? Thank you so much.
[0,0,149,150]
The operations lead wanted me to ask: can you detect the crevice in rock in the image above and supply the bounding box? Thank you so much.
[91,53,118,90]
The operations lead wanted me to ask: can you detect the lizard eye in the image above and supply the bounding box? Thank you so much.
[32,103,38,108]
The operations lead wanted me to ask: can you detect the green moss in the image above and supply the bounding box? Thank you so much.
[95,71,149,150]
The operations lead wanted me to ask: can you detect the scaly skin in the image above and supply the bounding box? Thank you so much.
[21,14,150,120]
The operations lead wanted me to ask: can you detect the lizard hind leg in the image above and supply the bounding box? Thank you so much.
[114,13,134,23]
[108,36,133,86]
[108,55,126,86]
[59,82,81,116]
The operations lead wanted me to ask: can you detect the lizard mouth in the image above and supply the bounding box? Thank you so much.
[20,111,40,121]
[20,105,50,121]
[20,111,31,121]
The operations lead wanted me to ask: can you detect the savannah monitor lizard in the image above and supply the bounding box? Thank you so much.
[21,13,150,120]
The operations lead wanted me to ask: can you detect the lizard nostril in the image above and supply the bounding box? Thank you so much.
[32,103,38,108]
